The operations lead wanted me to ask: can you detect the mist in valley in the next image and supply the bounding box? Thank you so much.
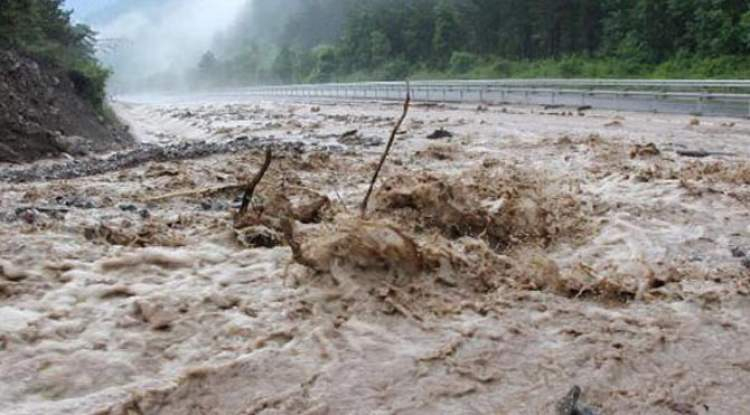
[67,0,750,94]
[69,0,249,93]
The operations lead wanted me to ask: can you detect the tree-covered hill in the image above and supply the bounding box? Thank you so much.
[0,0,109,108]
[198,0,750,86]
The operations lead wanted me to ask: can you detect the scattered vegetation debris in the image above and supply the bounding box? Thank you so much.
[310,106,321,113]
[338,133,384,147]
[427,128,453,140]
[689,117,701,126]
[556,386,599,415]
[84,222,185,247]
[417,143,461,161]
[235,225,284,249]
[374,168,586,250]
[629,143,661,158]
[476,104,488,112]
[604,120,622,127]
[293,194,330,224]
[361,82,411,217]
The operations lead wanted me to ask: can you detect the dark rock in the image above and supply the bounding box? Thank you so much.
[139,209,150,219]
[544,104,564,110]
[119,204,139,212]
[341,129,358,138]
[676,150,712,158]
[730,247,746,258]
[427,128,453,140]
[742,258,750,270]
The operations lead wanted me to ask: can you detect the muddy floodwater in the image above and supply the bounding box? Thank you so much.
[1,98,749,414]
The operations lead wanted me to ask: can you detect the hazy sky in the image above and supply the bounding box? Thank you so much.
[69,0,247,90]
[63,0,120,21]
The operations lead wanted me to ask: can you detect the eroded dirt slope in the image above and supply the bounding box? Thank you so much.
[0,50,132,163]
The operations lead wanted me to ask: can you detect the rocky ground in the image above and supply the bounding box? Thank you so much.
[1,97,749,414]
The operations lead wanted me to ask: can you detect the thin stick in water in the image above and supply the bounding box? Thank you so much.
[360,82,411,217]
[239,147,273,216]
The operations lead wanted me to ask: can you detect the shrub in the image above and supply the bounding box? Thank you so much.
[449,51,479,74]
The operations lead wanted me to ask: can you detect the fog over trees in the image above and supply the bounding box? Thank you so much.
[15,0,750,93]
[193,0,750,87]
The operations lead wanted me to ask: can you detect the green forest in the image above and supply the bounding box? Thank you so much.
[199,0,750,86]
[2,0,750,94]
[0,0,109,108]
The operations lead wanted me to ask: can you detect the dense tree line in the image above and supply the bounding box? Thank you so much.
[201,0,750,85]
[0,0,109,108]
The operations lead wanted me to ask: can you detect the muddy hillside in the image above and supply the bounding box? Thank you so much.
[1,98,749,414]
[0,50,133,163]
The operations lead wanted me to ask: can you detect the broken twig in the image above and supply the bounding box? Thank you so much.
[240,148,273,216]
[361,82,411,217]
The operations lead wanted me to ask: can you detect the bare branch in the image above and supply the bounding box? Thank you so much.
[240,147,273,216]
[360,81,411,217]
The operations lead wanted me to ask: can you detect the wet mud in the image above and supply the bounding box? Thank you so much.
[1,99,749,414]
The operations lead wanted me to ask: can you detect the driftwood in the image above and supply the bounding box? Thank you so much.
[240,148,273,216]
[360,82,411,217]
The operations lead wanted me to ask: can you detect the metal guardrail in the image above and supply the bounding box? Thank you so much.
[228,79,750,118]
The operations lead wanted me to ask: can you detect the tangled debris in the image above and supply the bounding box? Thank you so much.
[374,167,586,250]
[629,143,660,158]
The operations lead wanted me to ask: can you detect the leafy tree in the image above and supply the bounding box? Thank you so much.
[370,30,391,66]
[272,46,295,83]
[205,0,750,84]
[198,51,218,74]
[0,0,110,109]
[432,0,462,67]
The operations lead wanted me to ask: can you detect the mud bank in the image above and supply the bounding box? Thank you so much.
[1,98,749,414]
